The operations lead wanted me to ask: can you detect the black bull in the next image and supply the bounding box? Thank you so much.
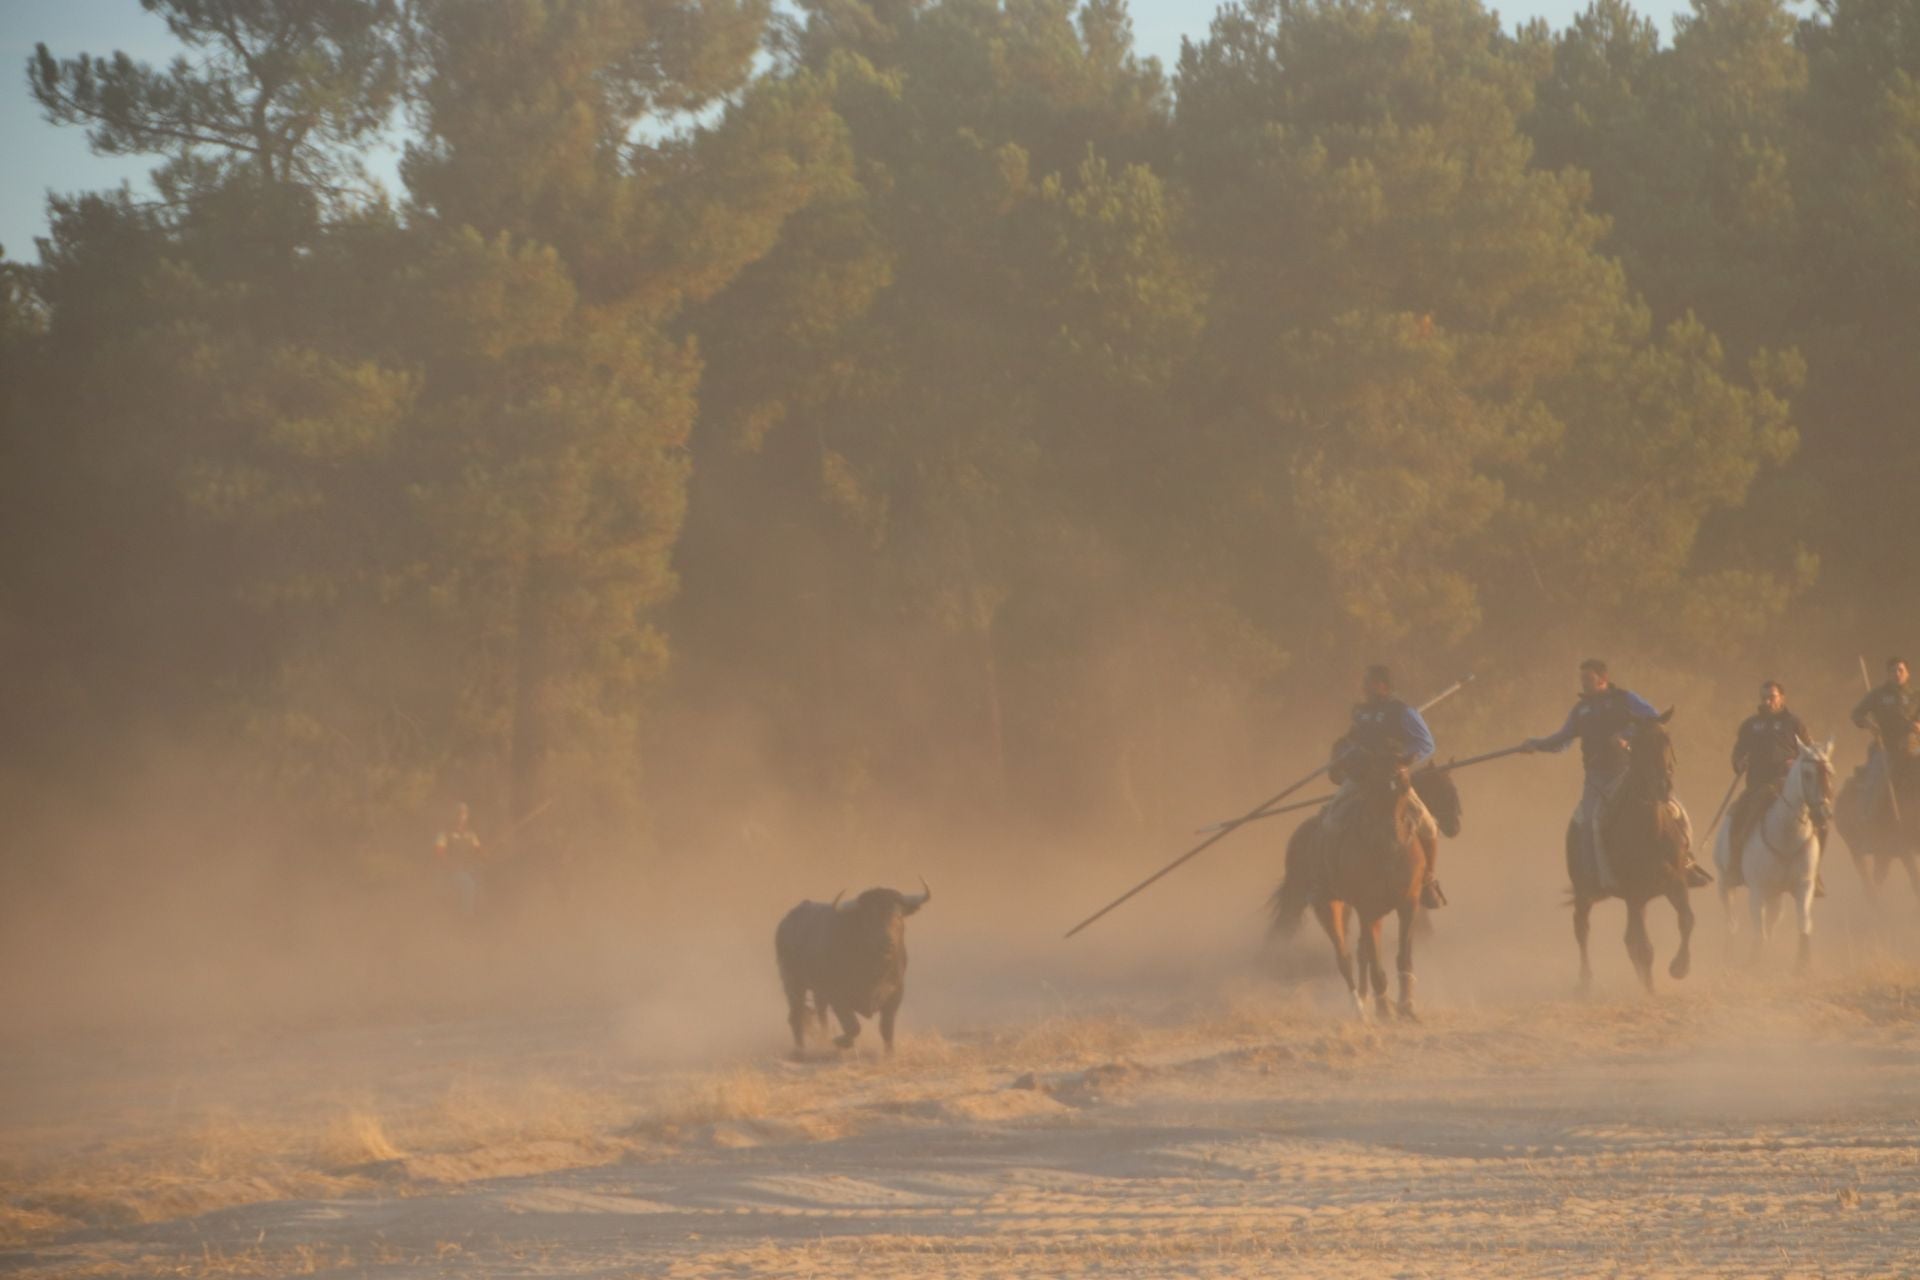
[775,881,930,1052]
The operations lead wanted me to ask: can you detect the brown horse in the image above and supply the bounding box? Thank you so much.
[1568,710,1697,994]
[1269,757,1455,1020]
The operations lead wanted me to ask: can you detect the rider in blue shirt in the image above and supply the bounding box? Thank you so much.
[1522,658,1711,889]
[1328,665,1444,907]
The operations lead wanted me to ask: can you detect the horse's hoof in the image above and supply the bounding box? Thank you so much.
[1396,1003,1419,1023]
[1669,953,1691,981]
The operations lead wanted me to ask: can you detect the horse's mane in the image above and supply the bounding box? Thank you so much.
[1622,718,1676,796]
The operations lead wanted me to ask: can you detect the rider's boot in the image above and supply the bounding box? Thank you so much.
[1683,858,1715,889]
[1419,876,1447,909]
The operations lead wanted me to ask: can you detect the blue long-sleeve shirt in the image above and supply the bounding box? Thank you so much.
[1342,698,1435,768]
[1534,686,1659,773]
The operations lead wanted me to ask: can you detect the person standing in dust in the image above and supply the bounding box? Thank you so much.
[434,802,485,917]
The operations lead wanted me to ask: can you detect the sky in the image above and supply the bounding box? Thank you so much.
[0,0,1694,260]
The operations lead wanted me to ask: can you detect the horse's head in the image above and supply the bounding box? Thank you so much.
[1620,710,1677,789]
[1789,738,1836,827]
[1335,744,1407,790]
[1411,764,1462,838]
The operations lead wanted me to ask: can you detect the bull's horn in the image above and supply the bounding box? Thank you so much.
[831,890,846,909]
[902,876,931,912]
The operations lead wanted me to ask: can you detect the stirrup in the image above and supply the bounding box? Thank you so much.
[1683,861,1714,889]
[1420,879,1447,909]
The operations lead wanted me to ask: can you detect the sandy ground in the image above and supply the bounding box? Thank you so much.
[4,933,1920,1279]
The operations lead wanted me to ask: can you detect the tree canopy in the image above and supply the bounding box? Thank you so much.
[2,0,1911,875]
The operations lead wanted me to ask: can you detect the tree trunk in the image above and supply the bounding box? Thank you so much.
[507,560,551,848]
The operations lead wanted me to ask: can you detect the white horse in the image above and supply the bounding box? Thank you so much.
[1715,739,1835,972]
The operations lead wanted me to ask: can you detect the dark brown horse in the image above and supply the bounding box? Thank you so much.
[1834,761,1920,903]
[1569,711,1696,994]
[1269,760,1459,1020]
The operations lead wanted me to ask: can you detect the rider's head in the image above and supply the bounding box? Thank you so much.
[1579,657,1610,695]
[1760,680,1785,713]
[1890,657,1910,687]
[1362,664,1393,701]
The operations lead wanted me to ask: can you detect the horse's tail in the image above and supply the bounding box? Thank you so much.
[1267,874,1312,941]
[1268,820,1320,941]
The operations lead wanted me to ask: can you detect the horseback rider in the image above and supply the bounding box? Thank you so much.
[1325,665,1445,908]
[1723,680,1816,890]
[433,801,485,917]
[1851,657,1919,815]
[1521,658,1713,889]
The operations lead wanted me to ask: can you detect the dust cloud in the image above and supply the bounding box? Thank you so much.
[2,647,1916,1269]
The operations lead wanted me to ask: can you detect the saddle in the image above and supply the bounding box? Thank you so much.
[1727,783,1780,856]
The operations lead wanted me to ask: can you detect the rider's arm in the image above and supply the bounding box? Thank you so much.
[1851,687,1878,729]
[1529,706,1580,753]
[1399,705,1435,768]
[1731,723,1750,775]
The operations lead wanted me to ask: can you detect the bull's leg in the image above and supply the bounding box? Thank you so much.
[783,980,811,1053]
[1667,884,1694,981]
[1364,917,1390,1019]
[1318,901,1365,1020]
[878,996,901,1053]
[831,1004,861,1050]
[1573,896,1594,995]
[1624,899,1655,994]
[1395,903,1417,1020]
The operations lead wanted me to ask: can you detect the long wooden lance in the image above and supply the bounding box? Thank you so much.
[1698,771,1742,849]
[1860,656,1904,826]
[1195,739,1534,832]
[1064,673,1477,940]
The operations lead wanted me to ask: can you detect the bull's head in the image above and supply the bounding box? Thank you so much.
[835,879,932,952]
[837,878,931,919]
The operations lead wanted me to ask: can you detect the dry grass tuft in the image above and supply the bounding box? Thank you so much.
[314,1109,404,1169]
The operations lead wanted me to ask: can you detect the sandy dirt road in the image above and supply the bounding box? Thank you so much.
[5,960,1919,1280]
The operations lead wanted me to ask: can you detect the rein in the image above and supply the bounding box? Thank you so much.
[1755,758,1829,861]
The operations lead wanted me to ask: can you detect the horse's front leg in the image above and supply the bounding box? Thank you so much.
[1318,901,1365,1020]
[1717,840,1739,940]
[1668,883,1695,981]
[1394,903,1417,1020]
[1364,916,1389,1019]
[1624,899,1655,994]
[1573,895,1595,995]
[1747,878,1769,964]
[1792,852,1817,975]
[1900,855,1920,905]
